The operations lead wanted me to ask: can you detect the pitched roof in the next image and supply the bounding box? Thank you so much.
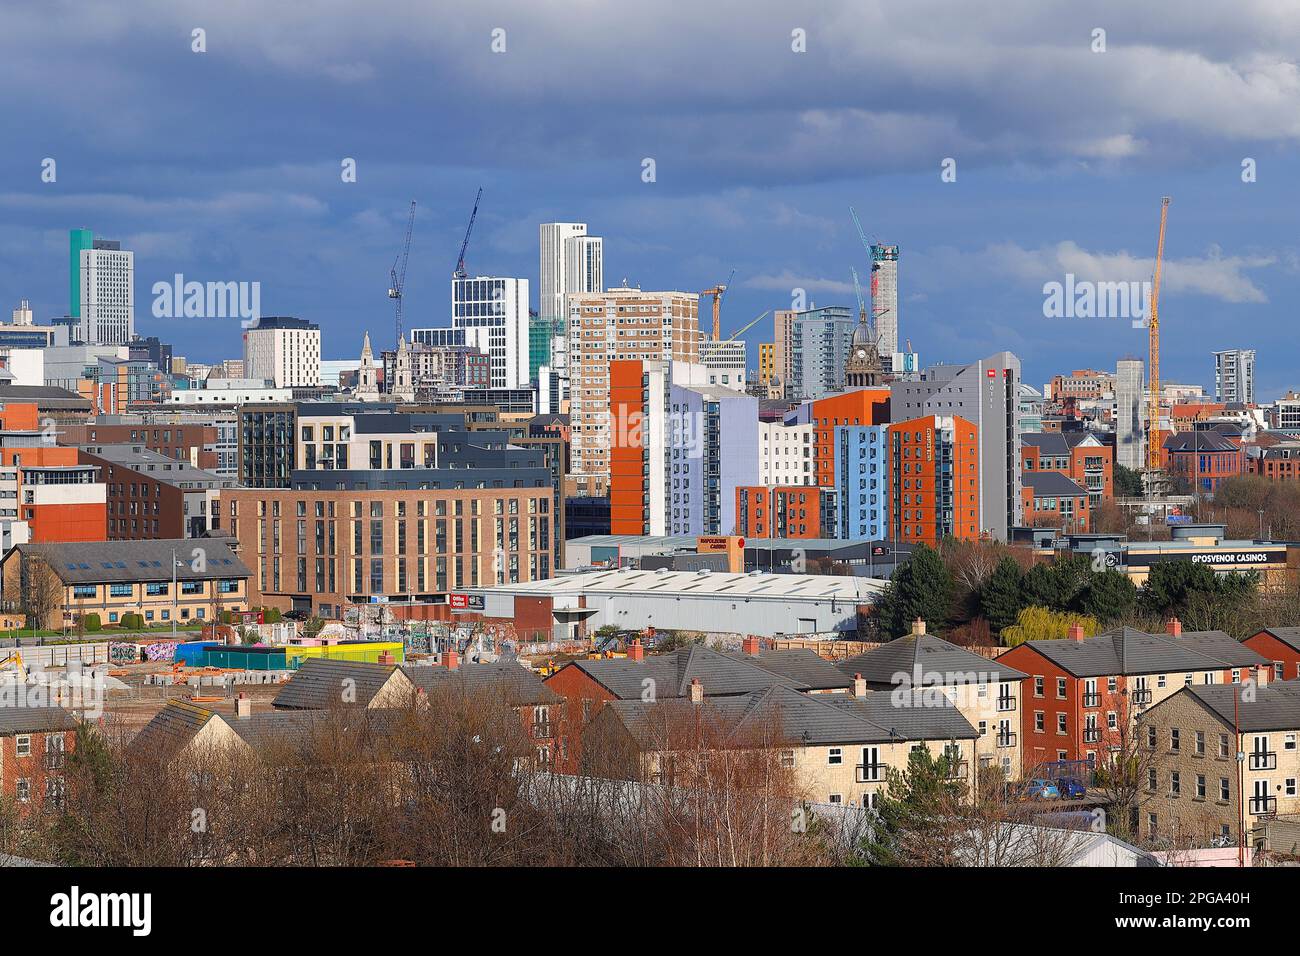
[7,538,248,585]
[0,705,79,735]
[128,699,219,759]
[836,634,1028,685]
[604,683,977,750]
[567,645,811,700]
[1023,471,1088,497]
[1022,432,1070,456]
[1175,682,1300,734]
[1019,627,1268,678]
[402,661,562,706]
[1163,430,1239,453]
[272,658,409,710]
[747,649,855,690]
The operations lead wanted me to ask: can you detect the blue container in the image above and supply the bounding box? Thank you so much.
[174,641,218,666]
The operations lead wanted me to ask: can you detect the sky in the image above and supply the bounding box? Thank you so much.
[3,0,1300,397]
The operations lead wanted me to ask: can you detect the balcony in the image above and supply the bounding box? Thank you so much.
[1131,689,1153,706]
[996,697,1016,713]
[1083,727,1102,744]
[855,764,888,784]
[943,759,970,780]
[996,732,1017,749]
[1249,795,1277,816]
[1081,692,1101,708]
[43,752,65,770]
[1249,751,1277,771]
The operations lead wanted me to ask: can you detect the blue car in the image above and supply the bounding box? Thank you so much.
[1024,778,1060,800]
[1056,777,1087,799]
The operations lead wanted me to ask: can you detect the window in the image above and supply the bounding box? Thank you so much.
[1146,725,1157,748]
[1034,676,1044,697]
[15,779,29,803]
[828,747,843,766]
[1169,771,1180,795]
[1219,734,1231,759]
[1287,778,1297,797]
[1147,768,1157,792]
[1196,774,1206,799]
[1170,728,1180,752]
[1056,677,1067,699]
[1034,711,1045,733]
[1220,778,1230,802]
[780,750,795,769]
[1195,731,1205,755]
[1056,714,1067,735]
[15,735,31,757]
[827,793,843,805]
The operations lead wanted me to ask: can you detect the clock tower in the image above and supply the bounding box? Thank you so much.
[845,320,884,388]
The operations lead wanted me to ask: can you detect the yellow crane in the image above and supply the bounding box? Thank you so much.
[725,310,770,342]
[1147,197,1171,472]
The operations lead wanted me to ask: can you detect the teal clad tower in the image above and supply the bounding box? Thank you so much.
[69,228,94,318]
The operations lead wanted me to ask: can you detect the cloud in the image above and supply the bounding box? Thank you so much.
[744,271,854,295]
[986,240,1274,304]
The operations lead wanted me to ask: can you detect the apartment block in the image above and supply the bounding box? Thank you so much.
[833,424,889,540]
[888,414,979,545]
[242,316,321,388]
[735,485,834,538]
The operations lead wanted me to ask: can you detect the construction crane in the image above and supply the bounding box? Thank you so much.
[1146,196,1171,472]
[724,309,770,343]
[849,206,891,329]
[453,187,483,279]
[850,266,868,326]
[700,267,735,341]
[388,200,416,347]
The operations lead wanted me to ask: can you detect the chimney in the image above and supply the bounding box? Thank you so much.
[377,650,395,666]
[911,617,926,636]
[689,677,704,704]
[444,648,460,670]
[234,693,251,719]
[1166,617,1182,637]
[627,639,645,662]
[742,635,761,656]
[853,672,867,698]
[1067,623,1086,642]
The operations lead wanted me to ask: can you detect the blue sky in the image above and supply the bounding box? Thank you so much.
[3,0,1300,397]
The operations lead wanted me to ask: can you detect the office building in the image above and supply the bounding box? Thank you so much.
[451,276,530,390]
[1213,349,1255,405]
[788,307,856,402]
[70,229,134,346]
[242,316,321,388]
[700,339,747,391]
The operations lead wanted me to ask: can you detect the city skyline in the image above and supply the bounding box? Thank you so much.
[2,3,1299,396]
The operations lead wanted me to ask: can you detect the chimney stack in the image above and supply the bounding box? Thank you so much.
[234,693,251,719]
[911,618,926,636]
[1067,623,1086,642]
[853,672,867,698]
[377,650,395,666]
[742,636,761,656]
[689,677,704,704]
[627,639,645,662]
[1166,617,1182,637]
[444,648,460,670]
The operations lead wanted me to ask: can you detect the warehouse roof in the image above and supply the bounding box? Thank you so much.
[837,634,1028,685]
[4,538,248,585]
[487,567,882,602]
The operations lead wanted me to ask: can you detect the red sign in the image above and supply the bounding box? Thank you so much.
[449,594,468,609]
[986,368,996,378]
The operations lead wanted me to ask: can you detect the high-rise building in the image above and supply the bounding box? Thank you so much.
[11,299,33,326]
[70,230,134,345]
[451,276,530,389]
[889,415,980,545]
[569,287,700,486]
[870,243,899,361]
[758,343,776,386]
[700,339,747,391]
[1213,349,1256,405]
[890,352,1022,540]
[539,224,596,325]
[788,306,856,401]
[834,424,889,540]
[1115,359,1146,472]
[772,310,797,398]
[242,316,321,388]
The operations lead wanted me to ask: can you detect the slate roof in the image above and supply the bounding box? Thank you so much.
[836,634,1028,686]
[0,705,79,735]
[1022,432,1071,456]
[1176,682,1300,734]
[7,538,248,585]
[748,649,856,691]
[402,661,562,706]
[566,645,812,700]
[1164,430,1239,453]
[128,699,218,759]
[0,384,91,410]
[272,658,410,710]
[1023,471,1089,498]
[605,683,977,750]
[1021,626,1268,678]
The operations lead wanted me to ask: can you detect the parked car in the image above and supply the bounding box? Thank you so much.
[1023,778,1061,800]
[1056,777,1087,799]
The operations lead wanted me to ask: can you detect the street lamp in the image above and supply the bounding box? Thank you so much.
[171,547,186,642]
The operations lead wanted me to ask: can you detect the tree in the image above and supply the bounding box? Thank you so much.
[1140,563,1256,618]
[19,554,63,631]
[980,558,1025,635]
[1020,554,1091,612]
[1080,569,1138,622]
[1114,464,1144,497]
[875,544,953,637]
[1001,607,1099,647]
[859,746,969,866]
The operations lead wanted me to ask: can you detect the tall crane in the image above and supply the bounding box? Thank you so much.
[388,200,416,347]
[850,266,868,326]
[1147,196,1171,472]
[453,187,483,279]
[701,267,735,340]
[724,309,770,342]
[849,206,890,329]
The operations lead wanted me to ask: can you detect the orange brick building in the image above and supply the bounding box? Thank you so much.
[0,403,107,544]
[735,485,832,538]
[810,388,890,487]
[888,414,979,545]
[609,360,649,535]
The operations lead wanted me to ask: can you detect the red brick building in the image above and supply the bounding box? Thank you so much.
[1021,431,1113,506]
[1243,628,1300,682]
[1021,472,1092,533]
[0,707,78,814]
[998,620,1270,772]
[1163,430,1244,494]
